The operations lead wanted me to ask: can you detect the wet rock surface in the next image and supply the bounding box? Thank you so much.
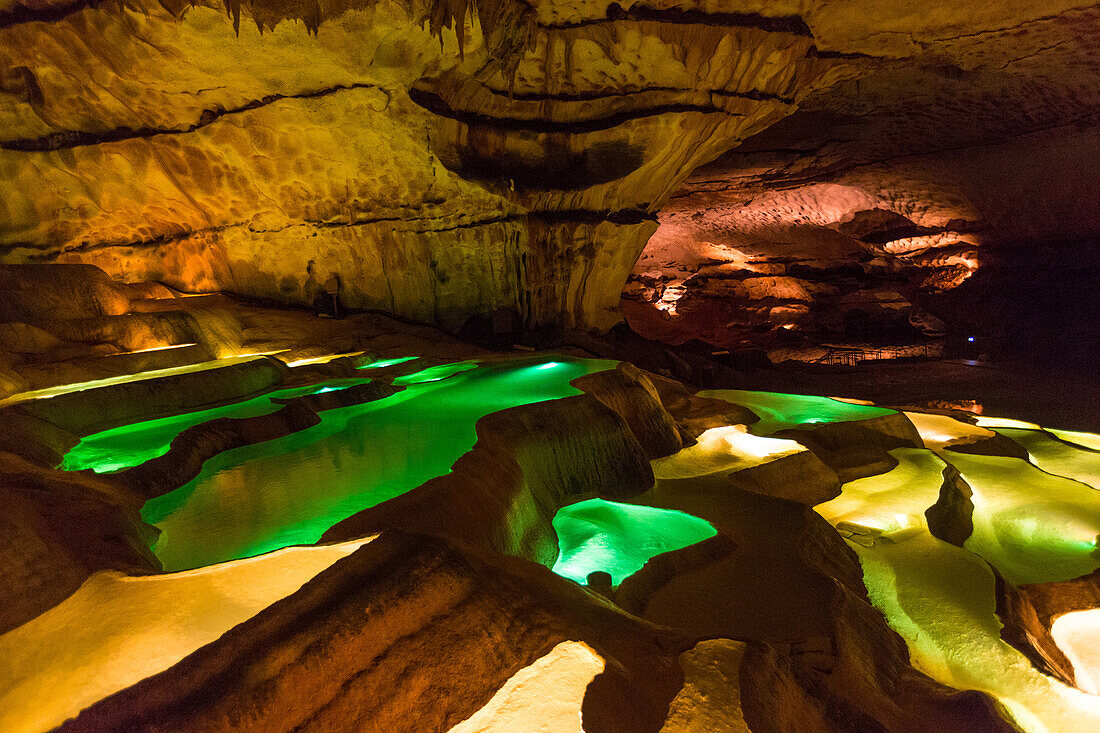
[3,320,1094,730]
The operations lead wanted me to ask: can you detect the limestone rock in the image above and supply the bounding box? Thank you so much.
[59,530,688,733]
[726,450,841,506]
[924,464,975,547]
[573,361,683,459]
[323,392,654,564]
[0,453,157,634]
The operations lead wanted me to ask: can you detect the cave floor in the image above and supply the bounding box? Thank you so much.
[3,282,1099,732]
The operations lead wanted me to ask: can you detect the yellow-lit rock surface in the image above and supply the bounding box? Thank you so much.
[9,1,1093,336]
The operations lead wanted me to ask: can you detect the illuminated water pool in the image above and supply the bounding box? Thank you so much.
[816,438,1100,732]
[994,427,1099,490]
[698,389,895,435]
[141,358,614,571]
[552,498,717,586]
[60,378,375,474]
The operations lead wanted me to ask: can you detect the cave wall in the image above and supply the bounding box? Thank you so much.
[0,0,854,332]
[2,0,1097,339]
[624,2,1100,360]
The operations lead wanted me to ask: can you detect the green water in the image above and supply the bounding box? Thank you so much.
[699,389,895,435]
[392,361,479,385]
[552,499,717,586]
[995,428,1099,490]
[950,449,1100,585]
[141,357,615,571]
[60,378,375,474]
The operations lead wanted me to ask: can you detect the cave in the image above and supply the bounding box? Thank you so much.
[1,1,1098,731]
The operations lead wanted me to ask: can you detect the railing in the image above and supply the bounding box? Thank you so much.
[812,341,945,366]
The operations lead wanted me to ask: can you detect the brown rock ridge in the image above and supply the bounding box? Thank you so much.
[773,412,923,483]
[573,361,684,458]
[994,565,1100,691]
[54,526,1017,733]
[616,479,1015,732]
[7,356,285,437]
[924,463,975,548]
[58,530,689,733]
[0,264,246,398]
[0,452,157,633]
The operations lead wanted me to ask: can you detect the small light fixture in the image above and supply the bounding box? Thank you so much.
[967,336,975,343]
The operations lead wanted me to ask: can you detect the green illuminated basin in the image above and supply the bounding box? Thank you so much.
[141,358,614,571]
[698,389,895,435]
[816,447,1100,732]
[994,428,1099,491]
[552,498,717,586]
[392,361,479,385]
[60,378,375,474]
[949,449,1100,585]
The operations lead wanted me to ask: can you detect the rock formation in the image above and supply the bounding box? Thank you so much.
[6,0,1095,351]
[623,2,1100,361]
[1,271,1097,729]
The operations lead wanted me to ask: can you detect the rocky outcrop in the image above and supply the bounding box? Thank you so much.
[59,530,689,733]
[726,451,840,505]
[774,412,922,482]
[0,265,248,397]
[924,464,975,548]
[946,434,1031,461]
[0,452,157,634]
[624,3,1100,361]
[3,2,1094,347]
[616,478,1015,732]
[7,356,285,436]
[573,361,683,459]
[992,569,1079,689]
[643,369,760,439]
[0,0,861,334]
[992,564,1100,692]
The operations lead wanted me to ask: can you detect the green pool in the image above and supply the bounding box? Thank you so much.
[698,389,895,435]
[60,377,376,474]
[139,357,614,571]
[552,498,717,586]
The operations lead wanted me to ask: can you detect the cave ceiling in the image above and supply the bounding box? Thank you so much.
[0,0,1097,338]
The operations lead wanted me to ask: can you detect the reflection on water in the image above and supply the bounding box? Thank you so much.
[141,358,614,571]
[552,499,716,586]
[698,388,895,435]
[61,378,375,474]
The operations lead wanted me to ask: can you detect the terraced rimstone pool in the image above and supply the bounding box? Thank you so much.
[138,357,615,571]
[992,427,1100,489]
[60,377,376,474]
[815,427,1100,733]
[552,499,718,586]
[697,388,896,435]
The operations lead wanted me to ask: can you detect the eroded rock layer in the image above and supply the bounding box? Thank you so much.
[623,2,1100,361]
[0,0,861,333]
[12,1,1098,343]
